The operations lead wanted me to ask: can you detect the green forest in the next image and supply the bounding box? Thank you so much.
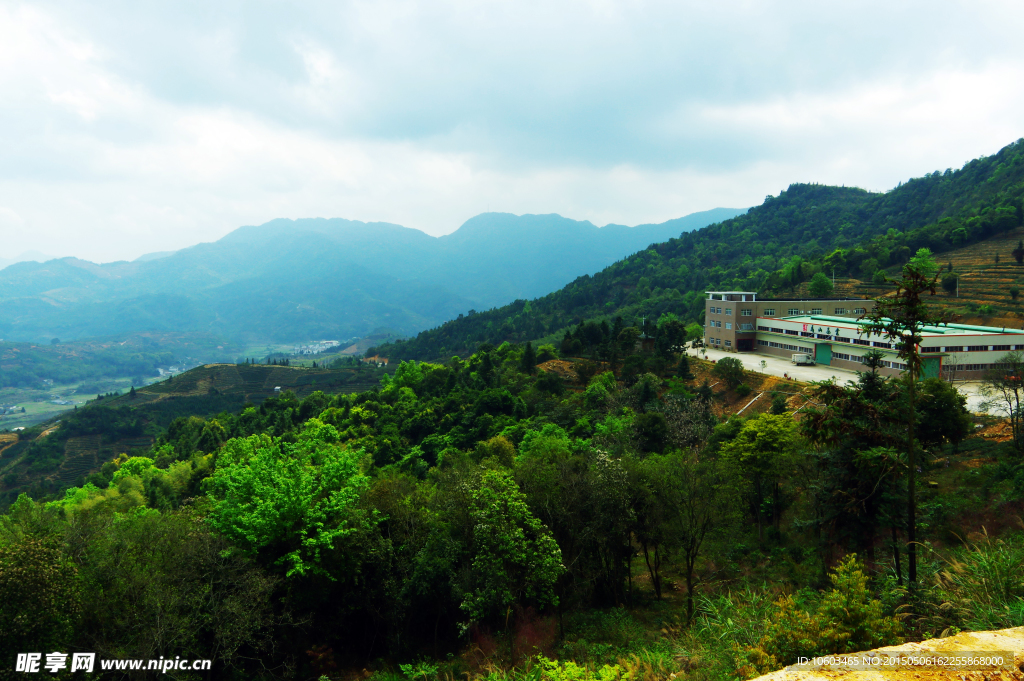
[371,138,1024,362]
[3,330,1023,680]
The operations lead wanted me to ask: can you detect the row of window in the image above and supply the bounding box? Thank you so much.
[758,340,814,353]
[921,345,1023,353]
[712,306,866,317]
[708,338,732,347]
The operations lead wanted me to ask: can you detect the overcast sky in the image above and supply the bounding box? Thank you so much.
[1,0,1022,262]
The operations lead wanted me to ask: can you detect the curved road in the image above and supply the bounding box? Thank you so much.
[693,347,1000,416]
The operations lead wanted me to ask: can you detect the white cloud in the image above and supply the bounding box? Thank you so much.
[0,0,1022,261]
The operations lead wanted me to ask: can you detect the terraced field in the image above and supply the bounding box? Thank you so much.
[787,228,1024,331]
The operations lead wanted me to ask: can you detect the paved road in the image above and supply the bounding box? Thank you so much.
[691,346,1000,415]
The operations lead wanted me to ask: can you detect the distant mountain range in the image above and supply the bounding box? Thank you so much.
[0,208,745,343]
[0,250,57,271]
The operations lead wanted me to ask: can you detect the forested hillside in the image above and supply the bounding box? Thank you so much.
[373,139,1024,361]
[2,339,1022,680]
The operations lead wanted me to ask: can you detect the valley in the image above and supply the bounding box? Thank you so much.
[2,139,1024,681]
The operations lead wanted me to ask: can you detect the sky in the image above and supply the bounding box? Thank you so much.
[1,0,1023,263]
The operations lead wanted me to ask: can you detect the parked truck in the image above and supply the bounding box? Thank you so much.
[791,353,815,366]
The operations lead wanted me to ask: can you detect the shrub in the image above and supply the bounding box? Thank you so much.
[736,555,903,678]
[978,304,994,315]
[735,383,752,398]
[713,357,744,389]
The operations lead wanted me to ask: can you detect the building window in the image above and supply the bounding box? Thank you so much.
[836,336,850,343]
[872,341,891,348]
[967,345,989,352]
[758,339,768,346]
[725,308,732,315]
[853,339,870,346]
[921,346,941,353]
[800,332,814,338]
[833,352,851,361]
[834,307,847,315]
[725,323,732,330]
[993,345,1010,351]
[763,308,775,316]
[788,308,799,315]
[771,327,784,334]
[739,323,753,330]
[854,307,866,314]
[741,309,752,316]
[810,308,822,315]
[944,346,964,353]
[785,330,798,336]
[724,340,732,347]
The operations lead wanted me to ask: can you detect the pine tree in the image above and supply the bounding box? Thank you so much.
[676,354,695,381]
[520,342,537,374]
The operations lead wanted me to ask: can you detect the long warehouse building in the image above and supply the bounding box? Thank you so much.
[704,290,1024,379]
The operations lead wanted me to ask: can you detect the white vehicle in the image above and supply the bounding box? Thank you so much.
[791,353,815,366]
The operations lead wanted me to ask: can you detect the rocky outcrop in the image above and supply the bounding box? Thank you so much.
[753,627,1024,681]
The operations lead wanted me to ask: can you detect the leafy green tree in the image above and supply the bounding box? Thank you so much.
[916,378,972,449]
[908,247,939,278]
[636,452,738,620]
[75,509,276,673]
[206,419,371,577]
[942,272,958,295]
[713,357,744,389]
[719,413,800,541]
[461,469,563,627]
[0,537,80,672]
[1014,240,1024,265]
[808,272,834,297]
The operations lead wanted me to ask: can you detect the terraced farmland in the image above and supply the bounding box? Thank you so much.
[846,226,1024,328]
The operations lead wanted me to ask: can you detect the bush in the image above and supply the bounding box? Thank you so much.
[713,357,744,389]
[735,383,752,398]
[979,304,994,315]
[736,555,902,678]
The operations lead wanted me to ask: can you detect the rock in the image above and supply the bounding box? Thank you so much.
[751,627,1024,681]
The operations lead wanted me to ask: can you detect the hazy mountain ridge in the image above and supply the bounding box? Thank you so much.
[0,207,745,343]
[372,138,1024,361]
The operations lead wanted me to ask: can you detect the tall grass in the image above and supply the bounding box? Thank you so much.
[924,528,1024,631]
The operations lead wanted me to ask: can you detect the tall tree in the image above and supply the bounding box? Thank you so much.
[860,254,951,584]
